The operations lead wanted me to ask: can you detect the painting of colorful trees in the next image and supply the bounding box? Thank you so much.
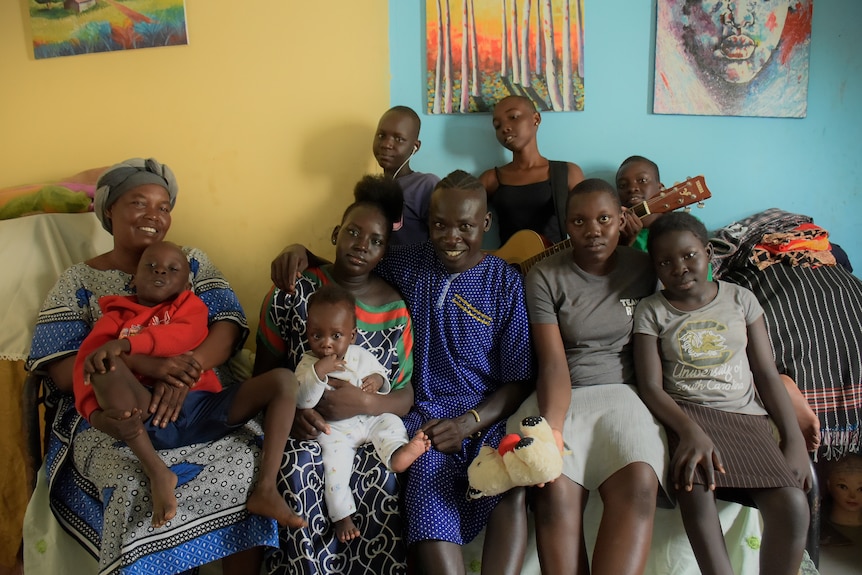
[29,0,188,60]
[426,0,584,114]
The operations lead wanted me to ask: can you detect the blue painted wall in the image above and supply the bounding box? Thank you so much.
[389,1,862,272]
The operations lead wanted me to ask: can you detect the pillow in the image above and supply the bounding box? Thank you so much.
[0,167,106,220]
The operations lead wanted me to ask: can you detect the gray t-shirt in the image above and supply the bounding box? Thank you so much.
[633,281,767,415]
[526,247,656,387]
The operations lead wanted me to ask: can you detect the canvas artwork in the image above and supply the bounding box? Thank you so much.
[654,0,813,118]
[28,0,188,60]
[426,0,585,114]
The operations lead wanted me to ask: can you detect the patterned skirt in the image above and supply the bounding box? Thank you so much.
[668,402,803,492]
[265,439,407,575]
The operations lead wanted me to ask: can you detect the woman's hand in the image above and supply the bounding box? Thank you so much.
[783,441,814,491]
[315,378,370,421]
[421,417,471,454]
[125,352,202,387]
[291,408,331,439]
[271,244,310,292]
[148,381,190,428]
[672,427,725,492]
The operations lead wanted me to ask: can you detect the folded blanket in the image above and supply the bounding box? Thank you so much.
[710,208,813,278]
[751,223,836,270]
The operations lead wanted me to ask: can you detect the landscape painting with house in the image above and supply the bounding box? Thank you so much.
[29,0,188,60]
[426,0,585,114]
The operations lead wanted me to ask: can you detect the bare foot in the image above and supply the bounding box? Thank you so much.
[390,430,431,473]
[247,482,307,528]
[149,467,178,528]
[334,516,360,543]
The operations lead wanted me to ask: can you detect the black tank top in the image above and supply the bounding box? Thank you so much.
[492,165,566,244]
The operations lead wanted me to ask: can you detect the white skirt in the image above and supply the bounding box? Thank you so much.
[508,384,671,502]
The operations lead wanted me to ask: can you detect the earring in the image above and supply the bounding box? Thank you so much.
[331,237,337,245]
[534,122,539,126]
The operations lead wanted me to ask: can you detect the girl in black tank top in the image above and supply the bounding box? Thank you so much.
[479,95,584,248]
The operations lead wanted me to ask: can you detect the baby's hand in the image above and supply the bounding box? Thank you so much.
[83,339,131,384]
[361,373,384,393]
[313,355,345,379]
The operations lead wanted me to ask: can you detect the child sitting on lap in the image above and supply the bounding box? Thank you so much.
[74,240,305,530]
[295,284,430,542]
[633,212,812,575]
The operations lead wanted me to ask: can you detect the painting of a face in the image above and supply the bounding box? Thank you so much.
[654,0,812,118]
[681,0,791,84]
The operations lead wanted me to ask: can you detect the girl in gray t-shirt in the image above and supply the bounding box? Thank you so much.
[633,211,812,575]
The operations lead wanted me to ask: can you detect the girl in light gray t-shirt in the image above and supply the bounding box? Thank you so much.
[633,211,812,575]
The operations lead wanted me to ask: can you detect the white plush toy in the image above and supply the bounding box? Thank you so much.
[467,416,563,499]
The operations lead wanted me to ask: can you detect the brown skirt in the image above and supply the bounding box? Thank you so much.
[666,402,802,493]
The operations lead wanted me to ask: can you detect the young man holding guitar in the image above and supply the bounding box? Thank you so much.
[616,155,671,250]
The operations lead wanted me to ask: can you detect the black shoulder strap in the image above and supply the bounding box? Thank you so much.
[548,161,569,239]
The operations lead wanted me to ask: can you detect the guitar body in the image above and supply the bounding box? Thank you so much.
[489,230,549,267]
[489,175,712,274]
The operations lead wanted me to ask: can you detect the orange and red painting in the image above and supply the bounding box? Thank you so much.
[426,0,585,114]
[28,0,188,60]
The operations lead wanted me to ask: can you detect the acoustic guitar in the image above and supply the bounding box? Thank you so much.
[491,175,712,274]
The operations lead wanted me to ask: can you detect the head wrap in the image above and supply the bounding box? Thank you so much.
[94,158,178,233]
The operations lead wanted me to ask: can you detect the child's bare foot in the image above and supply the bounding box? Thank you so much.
[390,430,431,473]
[149,467,178,528]
[334,516,360,543]
[247,482,307,528]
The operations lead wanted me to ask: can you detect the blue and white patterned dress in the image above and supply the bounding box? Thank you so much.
[27,247,277,575]
[257,265,414,575]
[377,242,534,545]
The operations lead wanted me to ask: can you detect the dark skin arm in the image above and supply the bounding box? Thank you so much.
[289,380,417,439]
[532,323,574,453]
[746,318,813,490]
[478,169,500,198]
[47,356,146,440]
[270,245,327,293]
[253,335,329,438]
[421,379,533,454]
[633,333,725,491]
[124,320,241,427]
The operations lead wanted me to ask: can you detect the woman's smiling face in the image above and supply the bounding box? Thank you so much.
[106,183,172,250]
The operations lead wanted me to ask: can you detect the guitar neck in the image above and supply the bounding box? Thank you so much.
[497,176,712,275]
[520,238,572,274]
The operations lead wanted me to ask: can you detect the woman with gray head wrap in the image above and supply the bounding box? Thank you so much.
[26,157,278,574]
[94,157,179,234]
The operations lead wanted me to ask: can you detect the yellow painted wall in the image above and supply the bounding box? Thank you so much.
[1,0,389,343]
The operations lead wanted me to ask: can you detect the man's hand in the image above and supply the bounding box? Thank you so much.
[620,208,644,247]
[421,417,471,454]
